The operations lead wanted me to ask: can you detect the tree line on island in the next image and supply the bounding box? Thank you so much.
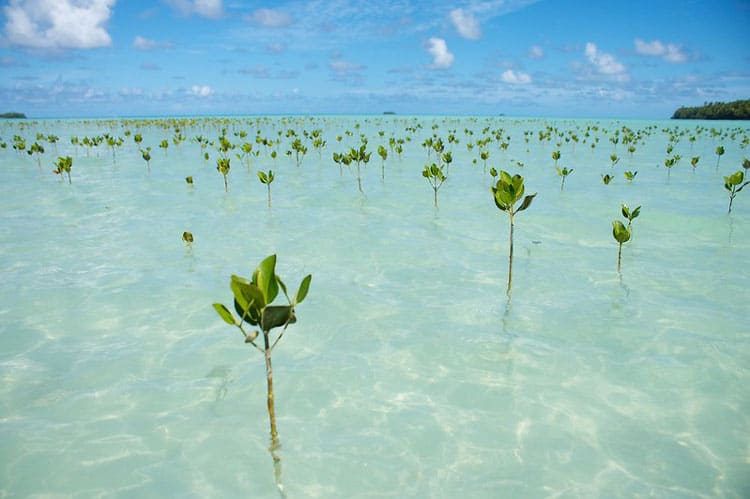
[672,99,750,120]
[0,112,26,119]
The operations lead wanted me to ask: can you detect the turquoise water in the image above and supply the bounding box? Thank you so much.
[1,116,749,497]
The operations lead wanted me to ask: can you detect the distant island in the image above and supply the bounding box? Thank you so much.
[0,112,26,119]
[383,111,396,115]
[671,99,750,120]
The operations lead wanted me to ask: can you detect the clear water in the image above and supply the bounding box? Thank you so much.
[1,116,749,498]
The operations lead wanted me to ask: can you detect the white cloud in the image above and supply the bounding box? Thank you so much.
[249,8,293,28]
[133,36,156,50]
[427,37,454,69]
[3,0,114,50]
[133,35,173,51]
[585,42,627,80]
[501,69,532,84]
[166,0,223,19]
[528,45,544,59]
[189,85,213,97]
[449,8,481,40]
[634,39,687,63]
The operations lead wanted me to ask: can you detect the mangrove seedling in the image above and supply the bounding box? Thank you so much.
[27,141,45,168]
[612,220,631,273]
[715,146,724,171]
[602,174,614,185]
[159,139,169,155]
[552,150,561,169]
[723,170,750,214]
[349,144,371,194]
[491,170,536,296]
[53,156,73,184]
[217,157,231,192]
[422,162,447,208]
[185,176,193,185]
[213,254,312,447]
[377,145,387,181]
[556,166,573,191]
[624,170,637,182]
[182,231,194,247]
[442,151,453,175]
[610,154,620,168]
[257,169,275,208]
[691,156,700,173]
[140,147,152,172]
[480,150,490,174]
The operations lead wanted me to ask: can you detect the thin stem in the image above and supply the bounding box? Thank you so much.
[223,174,229,193]
[263,330,278,443]
[267,184,272,208]
[507,212,515,297]
[617,242,623,273]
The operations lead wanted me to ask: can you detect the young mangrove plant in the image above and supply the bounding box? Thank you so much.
[53,156,73,184]
[624,170,637,182]
[140,147,152,172]
[690,156,700,173]
[185,176,193,185]
[723,170,750,214]
[213,254,312,448]
[612,220,631,273]
[602,174,614,185]
[715,146,725,171]
[217,157,231,192]
[422,162,447,208]
[377,145,387,181]
[349,144,371,194]
[552,150,561,169]
[610,154,620,168]
[490,170,536,296]
[556,166,573,191]
[182,231,194,247]
[258,169,275,208]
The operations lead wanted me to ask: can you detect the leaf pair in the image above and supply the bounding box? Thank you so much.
[258,170,274,184]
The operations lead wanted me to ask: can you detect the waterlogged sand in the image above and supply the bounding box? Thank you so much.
[0,115,749,497]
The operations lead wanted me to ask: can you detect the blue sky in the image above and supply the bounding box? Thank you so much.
[1,0,748,118]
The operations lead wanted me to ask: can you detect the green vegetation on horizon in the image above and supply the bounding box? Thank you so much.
[671,99,750,120]
[0,112,26,119]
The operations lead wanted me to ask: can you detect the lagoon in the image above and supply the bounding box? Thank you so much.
[1,115,748,497]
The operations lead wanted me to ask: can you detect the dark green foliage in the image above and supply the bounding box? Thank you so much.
[672,99,750,120]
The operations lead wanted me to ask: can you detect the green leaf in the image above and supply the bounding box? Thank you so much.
[230,275,264,324]
[612,220,631,244]
[262,305,296,332]
[213,303,238,326]
[257,171,268,183]
[255,254,279,304]
[515,193,537,213]
[295,274,312,304]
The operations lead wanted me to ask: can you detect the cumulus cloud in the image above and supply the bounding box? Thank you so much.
[528,45,544,59]
[3,0,114,50]
[189,85,213,97]
[449,8,481,39]
[634,39,687,63]
[585,42,627,80]
[426,37,454,69]
[166,0,223,19]
[249,8,293,28]
[501,69,532,84]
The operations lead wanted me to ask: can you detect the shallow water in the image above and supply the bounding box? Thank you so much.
[1,116,749,497]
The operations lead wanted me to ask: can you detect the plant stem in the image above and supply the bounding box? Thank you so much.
[507,212,515,296]
[433,187,438,208]
[267,184,272,208]
[263,330,278,444]
[617,242,623,273]
[223,174,228,193]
